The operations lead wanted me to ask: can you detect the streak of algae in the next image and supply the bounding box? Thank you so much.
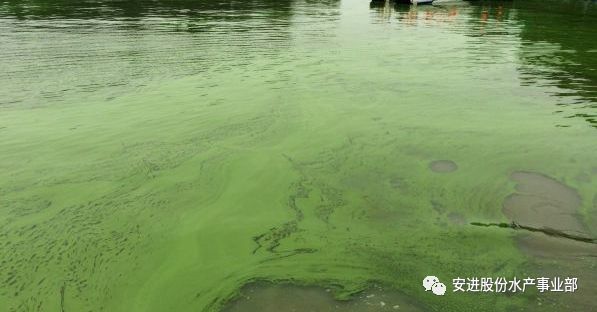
[1,63,596,312]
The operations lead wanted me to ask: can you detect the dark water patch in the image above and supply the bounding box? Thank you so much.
[503,171,590,239]
[493,170,597,311]
[472,170,597,262]
[516,233,597,259]
[428,160,458,173]
[516,232,597,311]
[471,221,597,310]
[221,282,425,312]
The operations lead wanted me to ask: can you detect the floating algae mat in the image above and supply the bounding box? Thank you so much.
[1,0,597,311]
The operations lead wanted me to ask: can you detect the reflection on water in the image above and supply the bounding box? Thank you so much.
[0,0,295,19]
[0,0,303,106]
[2,0,595,128]
[368,0,597,128]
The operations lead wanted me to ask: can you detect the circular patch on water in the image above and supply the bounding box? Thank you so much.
[429,160,458,173]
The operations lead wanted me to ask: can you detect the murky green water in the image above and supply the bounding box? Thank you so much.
[1,0,596,311]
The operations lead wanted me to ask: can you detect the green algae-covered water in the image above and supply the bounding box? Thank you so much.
[1,0,596,311]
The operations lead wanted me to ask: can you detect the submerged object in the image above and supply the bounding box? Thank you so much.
[410,0,434,4]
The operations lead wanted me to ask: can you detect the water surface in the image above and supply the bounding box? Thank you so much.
[1,0,596,311]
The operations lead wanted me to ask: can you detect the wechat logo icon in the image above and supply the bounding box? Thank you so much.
[423,276,446,296]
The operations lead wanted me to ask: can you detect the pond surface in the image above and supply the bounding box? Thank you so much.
[0,0,596,311]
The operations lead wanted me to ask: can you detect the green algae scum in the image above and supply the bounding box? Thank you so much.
[1,0,596,311]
